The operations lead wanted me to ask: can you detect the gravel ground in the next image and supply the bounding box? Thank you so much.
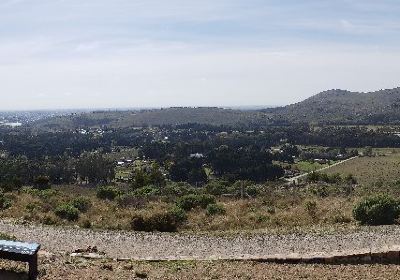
[2,256,400,280]
[1,220,400,260]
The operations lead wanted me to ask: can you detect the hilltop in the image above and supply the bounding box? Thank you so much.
[29,107,272,130]
[28,87,400,130]
[269,87,400,124]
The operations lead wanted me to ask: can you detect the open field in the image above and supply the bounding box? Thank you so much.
[295,161,331,173]
[323,150,400,186]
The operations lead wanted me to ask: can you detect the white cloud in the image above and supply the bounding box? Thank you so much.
[1,0,400,109]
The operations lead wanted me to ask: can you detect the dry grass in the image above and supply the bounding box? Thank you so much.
[323,152,400,186]
[0,183,361,233]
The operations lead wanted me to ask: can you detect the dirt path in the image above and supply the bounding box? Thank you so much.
[1,220,400,260]
[287,156,359,184]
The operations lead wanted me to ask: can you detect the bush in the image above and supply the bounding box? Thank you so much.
[33,176,51,190]
[206,203,226,216]
[304,201,317,218]
[131,208,187,232]
[169,206,187,223]
[245,185,260,197]
[229,180,252,196]
[133,185,160,197]
[41,214,58,225]
[163,183,197,196]
[38,189,58,200]
[205,181,229,196]
[55,204,80,221]
[96,186,122,200]
[80,219,92,229]
[0,189,11,210]
[353,195,400,225]
[176,194,216,211]
[117,193,146,208]
[71,197,92,212]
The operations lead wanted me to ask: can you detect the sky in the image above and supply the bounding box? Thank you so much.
[1,0,400,110]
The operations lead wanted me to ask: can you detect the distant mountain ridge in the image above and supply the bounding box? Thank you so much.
[270,87,400,124]
[29,87,400,130]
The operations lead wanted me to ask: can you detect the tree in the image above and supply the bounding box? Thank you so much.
[76,153,115,184]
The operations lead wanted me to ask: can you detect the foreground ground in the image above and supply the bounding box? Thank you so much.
[2,255,400,279]
[1,220,400,260]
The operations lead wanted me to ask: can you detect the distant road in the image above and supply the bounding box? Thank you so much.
[286,156,359,184]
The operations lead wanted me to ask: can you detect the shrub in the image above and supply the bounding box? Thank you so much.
[163,182,197,196]
[54,204,80,221]
[309,185,329,198]
[33,176,51,190]
[117,193,146,208]
[304,201,317,218]
[245,185,260,197]
[38,189,58,200]
[133,185,160,197]
[1,177,23,192]
[206,203,226,216]
[176,194,216,211]
[71,197,92,212]
[80,219,92,229]
[345,174,357,184]
[205,181,229,196]
[330,212,352,224]
[41,214,58,225]
[229,180,252,196]
[0,189,11,210]
[169,206,187,223]
[21,186,40,196]
[96,186,122,200]
[131,208,187,232]
[353,195,400,225]
[21,187,58,200]
[307,172,342,184]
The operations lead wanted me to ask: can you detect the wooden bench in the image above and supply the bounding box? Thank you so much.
[0,240,40,279]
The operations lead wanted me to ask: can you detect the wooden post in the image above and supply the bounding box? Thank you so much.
[28,254,38,280]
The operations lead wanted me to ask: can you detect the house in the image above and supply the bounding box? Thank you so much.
[190,153,204,159]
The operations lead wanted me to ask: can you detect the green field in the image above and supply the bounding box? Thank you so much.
[295,161,331,173]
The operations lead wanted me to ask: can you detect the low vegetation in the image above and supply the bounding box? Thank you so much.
[353,195,400,225]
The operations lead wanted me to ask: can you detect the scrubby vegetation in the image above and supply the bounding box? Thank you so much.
[55,204,80,221]
[353,195,400,225]
[4,106,400,234]
[130,208,187,232]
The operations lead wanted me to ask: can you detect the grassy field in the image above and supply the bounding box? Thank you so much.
[323,150,400,186]
[295,161,331,173]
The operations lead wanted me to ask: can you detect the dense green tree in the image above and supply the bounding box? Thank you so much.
[76,153,115,184]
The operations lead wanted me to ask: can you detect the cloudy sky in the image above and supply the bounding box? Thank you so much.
[1,0,400,110]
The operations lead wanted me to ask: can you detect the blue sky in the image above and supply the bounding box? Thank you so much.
[1,0,400,110]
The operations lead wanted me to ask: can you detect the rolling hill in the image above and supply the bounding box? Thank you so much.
[30,107,273,130]
[29,87,400,130]
[269,87,400,124]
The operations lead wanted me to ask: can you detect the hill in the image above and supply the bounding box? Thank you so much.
[30,107,273,130]
[30,87,400,129]
[269,87,400,124]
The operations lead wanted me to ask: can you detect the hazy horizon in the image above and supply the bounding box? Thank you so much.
[1,0,400,110]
